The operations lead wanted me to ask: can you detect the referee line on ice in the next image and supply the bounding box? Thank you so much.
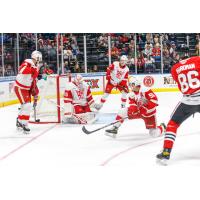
[100,132,200,166]
[0,124,57,161]
[100,138,161,166]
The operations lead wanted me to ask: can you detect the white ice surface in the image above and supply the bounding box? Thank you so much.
[0,92,199,200]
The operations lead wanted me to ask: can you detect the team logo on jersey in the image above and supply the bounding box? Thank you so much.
[76,90,84,99]
[116,70,123,79]
[143,76,154,87]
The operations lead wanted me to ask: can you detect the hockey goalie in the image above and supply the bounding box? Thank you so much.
[63,74,100,124]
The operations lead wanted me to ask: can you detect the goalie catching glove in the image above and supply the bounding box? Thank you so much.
[90,102,102,111]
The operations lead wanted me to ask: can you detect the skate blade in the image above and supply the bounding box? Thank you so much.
[105,132,117,138]
[156,158,168,166]
[23,130,30,134]
[16,127,23,131]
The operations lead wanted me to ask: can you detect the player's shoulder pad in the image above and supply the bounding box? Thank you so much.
[24,59,37,68]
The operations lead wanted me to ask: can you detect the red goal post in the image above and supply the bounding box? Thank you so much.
[29,73,71,124]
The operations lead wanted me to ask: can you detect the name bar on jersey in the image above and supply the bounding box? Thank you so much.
[176,63,195,74]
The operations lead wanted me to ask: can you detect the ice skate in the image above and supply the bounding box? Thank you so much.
[121,104,125,108]
[16,118,23,130]
[105,126,118,138]
[156,148,171,166]
[22,124,30,134]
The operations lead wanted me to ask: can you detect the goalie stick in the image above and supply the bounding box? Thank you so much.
[82,116,128,134]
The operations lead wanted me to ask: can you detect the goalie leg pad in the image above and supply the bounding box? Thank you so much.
[78,112,96,122]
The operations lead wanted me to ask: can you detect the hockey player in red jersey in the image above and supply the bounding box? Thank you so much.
[63,74,99,124]
[105,77,166,138]
[97,55,129,110]
[156,46,200,165]
[14,50,42,133]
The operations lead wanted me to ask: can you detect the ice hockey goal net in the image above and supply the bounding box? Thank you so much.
[30,74,71,124]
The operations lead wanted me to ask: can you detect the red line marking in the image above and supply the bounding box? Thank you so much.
[100,138,161,166]
[0,124,57,161]
[100,132,200,166]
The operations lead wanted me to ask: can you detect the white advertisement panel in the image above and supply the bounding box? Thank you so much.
[0,74,179,107]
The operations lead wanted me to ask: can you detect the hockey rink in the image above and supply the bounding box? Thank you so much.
[0,92,200,199]
[0,92,200,167]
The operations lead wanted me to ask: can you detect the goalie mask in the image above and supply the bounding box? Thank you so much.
[31,50,42,63]
[74,74,84,88]
[120,55,128,66]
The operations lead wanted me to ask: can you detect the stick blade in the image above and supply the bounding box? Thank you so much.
[82,126,92,134]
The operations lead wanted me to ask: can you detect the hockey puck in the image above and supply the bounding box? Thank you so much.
[35,119,40,122]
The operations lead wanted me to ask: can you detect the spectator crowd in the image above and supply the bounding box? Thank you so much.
[0,33,200,76]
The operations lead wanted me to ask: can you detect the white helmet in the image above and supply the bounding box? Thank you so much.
[120,55,128,66]
[129,76,141,88]
[31,50,42,62]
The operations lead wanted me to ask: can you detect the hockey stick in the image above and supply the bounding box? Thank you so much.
[82,116,128,134]
[33,105,40,123]
[117,85,129,93]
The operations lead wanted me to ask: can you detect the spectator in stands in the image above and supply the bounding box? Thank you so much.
[163,52,173,73]
[120,44,128,56]
[137,34,145,48]
[171,53,180,65]
[168,34,177,44]
[153,34,160,44]
[162,34,170,46]
[127,55,135,68]
[144,55,155,73]
[74,63,82,73]
[38,38,44,50]
[92,65,98,73]
[119,34,129,44]
[49,41,57,61]
[64,47,73,62]
[110,43,120,59]
[40,62,54,75]
[146,33,153,44]
[195,34,200,56]
[98,34,108,50]
[163,44,169,56]
[127,43,135,58]
[143,43,152,58]
[152,43,161,57]
[152,43,161,72]
[169,41,176,57]
[136,51,145,73]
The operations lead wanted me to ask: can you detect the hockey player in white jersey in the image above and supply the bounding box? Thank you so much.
[63,74,100,124]
[96,55,129,110]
